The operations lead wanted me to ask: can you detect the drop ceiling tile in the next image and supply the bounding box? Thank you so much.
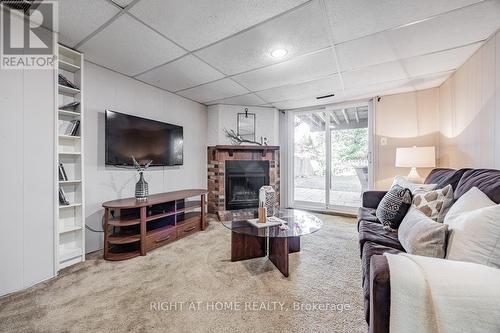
[110,0,135,8]
[129,0,308,51]
[344,79,415,100]
[195,1,330,75]
[233,48,338,92]
[256,75,342,103]
[387,1,500,59]
[343,72,452,101]
[336,0,500,71]
[342,62,408,89]
[402,42,482,77]
[407,72,452,90]
[79,14,186,76]
[135,55,225,92]
[58,0,120,47]
[336,34,397,71]
[325,0,482,43]
[273,71,452,109]
[207,93,266,106]
[176,79,249,103]
[272,94,343,110]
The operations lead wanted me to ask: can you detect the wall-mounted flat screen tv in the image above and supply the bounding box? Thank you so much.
[105,110,183,166]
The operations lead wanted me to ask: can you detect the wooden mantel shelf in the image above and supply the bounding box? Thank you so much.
[209,145,279,157]
[211,145,279,150]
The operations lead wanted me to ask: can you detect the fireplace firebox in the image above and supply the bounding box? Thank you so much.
[225,160,269,210]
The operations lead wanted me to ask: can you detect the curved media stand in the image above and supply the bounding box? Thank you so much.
[102,189,207,261]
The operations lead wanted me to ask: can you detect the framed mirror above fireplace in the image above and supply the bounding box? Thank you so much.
[237,112,256,142]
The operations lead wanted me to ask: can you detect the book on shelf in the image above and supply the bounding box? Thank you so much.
[58,74,79,90]
[59,187,70,205]
[59,101,80,111]
[70,120,80,136]
[59,163,68,181]
[62,119,80,136]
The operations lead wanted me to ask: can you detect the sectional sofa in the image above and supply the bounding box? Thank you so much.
[357,168,500,333]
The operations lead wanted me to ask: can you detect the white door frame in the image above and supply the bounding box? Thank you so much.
[285,99,374,213]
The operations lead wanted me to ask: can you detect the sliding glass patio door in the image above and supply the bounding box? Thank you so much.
[293,112,326,206]
[290,104,372,213]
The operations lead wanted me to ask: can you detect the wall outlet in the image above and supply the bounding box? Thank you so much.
[380,137,388,146]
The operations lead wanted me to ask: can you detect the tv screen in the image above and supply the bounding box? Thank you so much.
[105,110,183,166]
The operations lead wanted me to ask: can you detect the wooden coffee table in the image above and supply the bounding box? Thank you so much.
[220,209,323,277]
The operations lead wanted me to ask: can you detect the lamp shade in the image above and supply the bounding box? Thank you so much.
[395,146,436,168]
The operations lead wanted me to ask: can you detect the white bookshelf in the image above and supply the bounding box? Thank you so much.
[55,44,85,271]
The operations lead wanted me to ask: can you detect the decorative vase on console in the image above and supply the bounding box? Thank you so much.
[132,157,152,201]
[259,186,276,217]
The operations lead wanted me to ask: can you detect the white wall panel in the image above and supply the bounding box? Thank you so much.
[22,69,55,287]
[438,30,500,169]
[374,88,440,190]
[0,69,24,295]
[0,9,55,296]
[84,62,207,253]
[206,105,279,146]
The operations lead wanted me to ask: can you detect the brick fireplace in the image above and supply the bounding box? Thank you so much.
[207,145,280,213]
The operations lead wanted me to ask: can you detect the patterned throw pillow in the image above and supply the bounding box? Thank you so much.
[376,184,413,230]
[412,184,454,223]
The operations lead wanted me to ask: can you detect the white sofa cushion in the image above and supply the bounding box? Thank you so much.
[444,187,500,268]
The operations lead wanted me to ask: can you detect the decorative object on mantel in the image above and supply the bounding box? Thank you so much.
[223,128,262,146]
[132,157,152,200]
[237,109,256,141]
[259,185,276,217]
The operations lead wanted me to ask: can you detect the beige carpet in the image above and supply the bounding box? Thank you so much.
[0,213,367,333]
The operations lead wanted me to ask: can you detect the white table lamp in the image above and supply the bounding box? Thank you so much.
[395,146,436,183]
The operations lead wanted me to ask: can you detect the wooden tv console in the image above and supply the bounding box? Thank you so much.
[102,189,207,261]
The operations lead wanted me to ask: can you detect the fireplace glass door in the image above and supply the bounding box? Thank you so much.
[225,160,270,210]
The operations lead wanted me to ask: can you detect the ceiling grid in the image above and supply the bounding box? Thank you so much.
[54,0,500,109]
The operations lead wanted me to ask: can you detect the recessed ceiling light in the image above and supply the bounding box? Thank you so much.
[271,48,288,58]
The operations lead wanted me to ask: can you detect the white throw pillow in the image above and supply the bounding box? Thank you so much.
[444,187,500,268]
[398,207,448,258]
[392,176,437,195]
[445,186,495,220]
